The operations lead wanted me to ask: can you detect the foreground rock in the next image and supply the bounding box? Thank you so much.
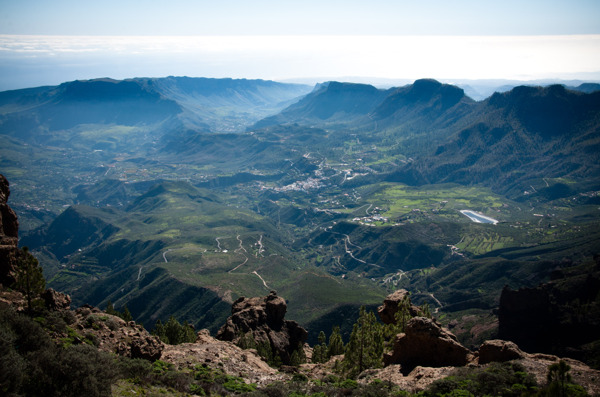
[478,339,526,364]
[74,305,163,361]
[384,316,472,371]
[217,291,308,365]
[0,174,19,287]
[162,329,287,387]
[516,354,600,395]
[41,288,72,311]
[359,365,456,394]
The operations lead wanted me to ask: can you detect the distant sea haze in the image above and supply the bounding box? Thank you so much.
[1,34,599,91]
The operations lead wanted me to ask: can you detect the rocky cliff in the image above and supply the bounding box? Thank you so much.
[217,291,308,365]
[498,258,600,365]
[0,174,19,287]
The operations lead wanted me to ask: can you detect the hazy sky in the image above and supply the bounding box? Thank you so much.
[1,0,599,90]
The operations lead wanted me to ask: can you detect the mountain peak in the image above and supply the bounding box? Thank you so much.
[485,83,600,137]
[372,79,469,120]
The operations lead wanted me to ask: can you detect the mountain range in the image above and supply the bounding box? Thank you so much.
[1,76,599,352]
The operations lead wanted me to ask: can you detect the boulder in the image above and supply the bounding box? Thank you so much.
[478,339,525,364]
[41,288,72,311]
[162,329,284,387]
[130,334,164,361]
[384,316,471,372]
[377,289,422,325]
[0,174,19,287]
[217,291,308,365]
[74,306,164,361]
[358,365,455,394]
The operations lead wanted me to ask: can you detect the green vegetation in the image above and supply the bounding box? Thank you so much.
[422,362,538,397]
[542,360,588,397]
[342,306,384,378]
[12,247,46,313]
[152,316,197,345]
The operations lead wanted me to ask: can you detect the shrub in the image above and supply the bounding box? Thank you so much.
[424,362,538,397]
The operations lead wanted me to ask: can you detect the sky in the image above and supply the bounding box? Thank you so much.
[1,0,600,90]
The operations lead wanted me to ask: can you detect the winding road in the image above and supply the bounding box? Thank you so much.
[235,235,247,253]
[255,235,265,257]
[252,271,270,290]
[228,255,248,273]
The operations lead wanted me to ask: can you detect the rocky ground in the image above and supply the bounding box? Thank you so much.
[161,329,287,387]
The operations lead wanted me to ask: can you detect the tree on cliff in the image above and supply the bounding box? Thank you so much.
[13,247,45,313]
[343,306,383,378]
[545,360,587,397]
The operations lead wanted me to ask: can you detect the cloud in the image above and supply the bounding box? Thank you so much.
[0,35,599,90]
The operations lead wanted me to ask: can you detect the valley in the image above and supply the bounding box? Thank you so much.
[1,76,599,352]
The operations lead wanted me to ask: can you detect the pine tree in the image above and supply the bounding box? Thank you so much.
[182,322,196,343]
[420,302,432,318]
[13,247,46,313]
[164,316,183,344]
[327,326,344,357]
[152,319,166,341]
[312,331,328,363]
[547,360,572,397]
[290,342,307,367]
[343,306,383,378]
[396,294,412,332]
[105,300,117,316]
[121,305,133,322]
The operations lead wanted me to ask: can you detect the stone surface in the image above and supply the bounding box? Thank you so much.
[384,316,472,372]
[74,305,164,361]
[478,339,525,364]
[516,354,600,396]
[162,329,286,387]
[41,288,72,311]
[0,174,19,287]
[377,289,423,325]
[359,365,455,393]
[498,265,600,361]
[217,291,308,365]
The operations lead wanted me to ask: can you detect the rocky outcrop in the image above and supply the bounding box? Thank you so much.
[0,174,19,287]
[161,329,286,387]
[359,365,455,394]
[377,289,423,324]
[478,339,525,364]
[216,291,308,365]
[498,260,600,363]
[384,316,472,372]
[41,288,72,311]
[516,354,600,395]
[75,305,163,361]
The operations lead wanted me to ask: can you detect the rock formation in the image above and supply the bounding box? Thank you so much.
[384,316,472,372]
[377,289,423,324]
[0,174,19,287]
[478,339,525,364]
[75,304,163,361]
[161,329,286,387]
[498,260,600,363]
[358,365,456,394]
[217,291,308,365]
[41,288,72,311]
